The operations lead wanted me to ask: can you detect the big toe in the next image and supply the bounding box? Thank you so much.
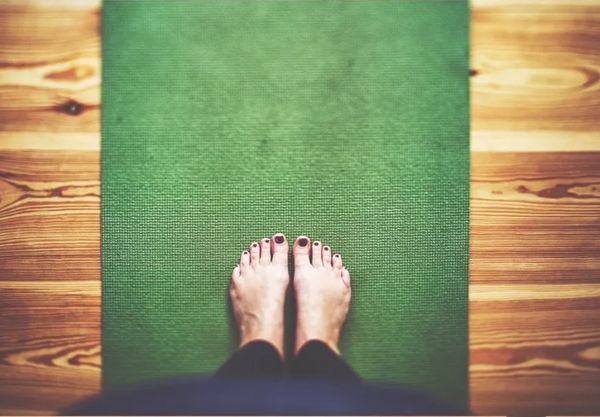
[294,236,311,267]
[271,233,289,265]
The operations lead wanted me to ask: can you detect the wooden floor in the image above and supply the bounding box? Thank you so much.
[0,0,599,415]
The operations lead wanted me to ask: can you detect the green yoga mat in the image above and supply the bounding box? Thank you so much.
[102,0,469,409]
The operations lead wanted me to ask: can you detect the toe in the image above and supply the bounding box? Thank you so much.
[260,238,271,264]
[294,236,311,266]
[322,245,332,268]
[312,241,323,267]
[332,253,343,273]
[232,264,241,282]
[240,250,250,271]
[341,267,351,288]
[250,242,260,265]
[271,233,289,265]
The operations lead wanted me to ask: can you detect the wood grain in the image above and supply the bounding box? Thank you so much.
[0,132,99,151]
[1,0,600,415]
[469,1,600,414]
[0,150,100,281]
[471,152,600,285]
[0,1,100,133]
[471,1,600,152]
[0,280,100,415]
[0,0,101,415]
[470,284,600,415]
[470,152,600,415]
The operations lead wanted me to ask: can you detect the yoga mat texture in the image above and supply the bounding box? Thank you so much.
[102,0,469,409]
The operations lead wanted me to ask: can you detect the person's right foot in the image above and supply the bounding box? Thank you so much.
[230,233,290,357]
[293,236,351,355]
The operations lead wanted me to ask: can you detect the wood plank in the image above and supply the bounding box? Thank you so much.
[471,2,600,151]
[0,2,100,133]
[473,0,600,7]
[0,0,100,9]
[0,3,99,66]
[470,152,600,414]
[470,284,600,415]
[0,280,101,415]
[0,150,100,281]
[471,152,600,285]
[0,1,101,413]
[0,132,100,151]
[471,283,600,301]
[472,130,600,152]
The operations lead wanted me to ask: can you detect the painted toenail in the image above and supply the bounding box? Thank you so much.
[243,251,248,255]
[334,254,340,258]
[252,243,258,247]
[265,239,270,243]
[324,247,329,251]
[298,238,308,247]
[314,242,319,246]
[275,235,284,244]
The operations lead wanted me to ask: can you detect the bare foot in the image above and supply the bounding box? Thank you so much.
[293,236,351,355]
[230,233,290,357]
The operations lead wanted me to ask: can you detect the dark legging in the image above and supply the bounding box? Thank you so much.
[67,341,460,415]
[216,340,360,381]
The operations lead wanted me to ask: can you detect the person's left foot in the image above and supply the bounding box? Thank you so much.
[230,233,290,357]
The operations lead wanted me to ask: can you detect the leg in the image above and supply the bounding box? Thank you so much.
[292,340,360,382]
[215,340,283,378]
[220,233,290,378]
[292,236,357,381]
